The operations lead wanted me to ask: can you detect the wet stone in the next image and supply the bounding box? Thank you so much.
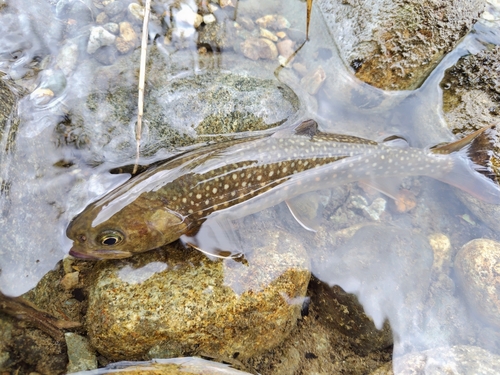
[454,238,500,329]
[310,224,433,353]
[370,345,500,375]
[66,357,254,374]
[115,21,137,54]
[65,333,97,373]
[440,45,500,186]
[198,20,237,50]
[240,37,278,60]
[317,0,485,90]
[87,26,116,54]
[308,278,393,355]
[93,45,118,65]
[85,240,310,361]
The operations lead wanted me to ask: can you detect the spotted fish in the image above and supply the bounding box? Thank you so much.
[67,120,499,259]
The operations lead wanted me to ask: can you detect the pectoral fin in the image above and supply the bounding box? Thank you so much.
[180,215,245,261]
[286,191,329,232]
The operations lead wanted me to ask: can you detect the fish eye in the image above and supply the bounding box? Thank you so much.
[98,230,124,246]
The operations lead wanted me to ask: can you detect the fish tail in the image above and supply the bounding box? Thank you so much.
[435,154,500,203]
[429,124,500,203]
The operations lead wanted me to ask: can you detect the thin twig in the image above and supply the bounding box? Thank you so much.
[0,292,81,342]
[306,0,313,40]
[134,0,152,174]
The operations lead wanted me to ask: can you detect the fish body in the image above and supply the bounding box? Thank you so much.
[67,120,499,259]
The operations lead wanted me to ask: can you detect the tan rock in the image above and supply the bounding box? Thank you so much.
[240,37,278,61]
[60,272,79,291]
[454,238,500,329]
[300,66,326,95]
[86,236,310,360]
[115,22,137,54]
[277,39,295,59]
[255,15,290,30]
[259,28,278,42]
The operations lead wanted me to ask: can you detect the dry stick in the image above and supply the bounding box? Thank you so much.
[0,292,81,342]
[134,0,152,174]
[306,0,313,40]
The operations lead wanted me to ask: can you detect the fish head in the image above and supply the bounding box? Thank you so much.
[66,199,188,260]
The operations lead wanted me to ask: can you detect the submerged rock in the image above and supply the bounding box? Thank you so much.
[69,357,254,374]
[371,345,500,374]
[318,0,486,90]
[58,48,299,162]
[454,238,500,330]
[85,234,310,361]
[308,278,393,355]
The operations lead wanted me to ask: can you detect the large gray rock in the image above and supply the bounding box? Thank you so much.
[317,0,486,90]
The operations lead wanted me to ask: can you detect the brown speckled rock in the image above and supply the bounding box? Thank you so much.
[454,238,500,329]
[86,234,310,361]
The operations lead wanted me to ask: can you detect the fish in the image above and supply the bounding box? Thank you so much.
[66,120,500,260]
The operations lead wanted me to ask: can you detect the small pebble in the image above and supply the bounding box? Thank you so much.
[93,0,114,10]
[87,26,116,54]
[238,16,255,31]
[276,31,287,39]
[103,22,119,35]
[30,88,54,106]
[207,3,219,13]
[65,333,97,373]
[60,271,79,290]
[55,42,79,75]
[255,14,290,30]
[300,66,326,95]
[428,233,452,273]
[174,4,203,28]
[203,14,216,24]
[292,62,308,76]
[219,0,236,8]
[104,0,125,17]
[93,45,118,65]
[128,3,144,22]
[260,28,278,42]
[96,12,109,24]
[394,188,416,213]
[277,39,295,59]
[115,22,137,54]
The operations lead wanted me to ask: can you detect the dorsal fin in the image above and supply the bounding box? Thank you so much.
[431,125,495,154]
[295,119,319,137]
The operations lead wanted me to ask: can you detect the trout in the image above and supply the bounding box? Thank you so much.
[67,120,499,259]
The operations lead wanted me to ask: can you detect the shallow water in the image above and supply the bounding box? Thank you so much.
[1,0,500,372]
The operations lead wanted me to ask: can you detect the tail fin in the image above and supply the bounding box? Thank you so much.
[431,125,500,204]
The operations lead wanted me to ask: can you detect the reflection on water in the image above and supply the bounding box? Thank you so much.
[1,0,500,373]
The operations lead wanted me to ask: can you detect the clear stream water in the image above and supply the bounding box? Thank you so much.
[1,0,500,371]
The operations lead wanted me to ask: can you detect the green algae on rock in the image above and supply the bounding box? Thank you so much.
[57,48,299,161]
[85,235,310,361]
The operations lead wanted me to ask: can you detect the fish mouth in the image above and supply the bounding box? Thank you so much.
[69,249,100,260]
